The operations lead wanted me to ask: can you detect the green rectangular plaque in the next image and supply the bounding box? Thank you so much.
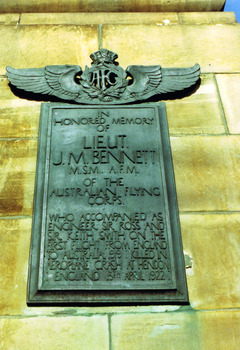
[28,103,188,304]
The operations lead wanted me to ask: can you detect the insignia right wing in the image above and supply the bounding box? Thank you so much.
[157,64,201,94]
[125,63,200,102]
[6,65,83,101]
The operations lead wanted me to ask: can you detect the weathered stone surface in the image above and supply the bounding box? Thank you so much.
[111,312,201,350]
[0,218,31,315]
[0,25,98,75]
[178,12,237,24]
[180,214,240,309]
[21,12,179,25]
[21,305,183,317]
[102,24,240,73]
[0,105,40,138]
[0,140,37,216]
[0,0,226,13]
[200,311,240,350]
[0,315,109,349]
[111,310,240,350]
[216,74,240,134]
[0,78,40,138]
[166,74,225,135]
[171,136,240,211]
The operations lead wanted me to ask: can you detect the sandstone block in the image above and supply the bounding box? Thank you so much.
[0,315,109,349]
[0,218,31,315]
[0,78,41,138]
[200,311,240,350]
[111,312,200,350]
[102,24,240,73]
[180,214,240,309]
[0,0,226,13]
[166,74,225,135]
[0,140,37,216]
[171,135,240,211]
[0,25,98,75]
[179,12,237,24]
[216,74,240,134]
[21,12,179,25]
[0,14,20,25]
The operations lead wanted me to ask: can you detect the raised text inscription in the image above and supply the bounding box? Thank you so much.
[28,103,188,303]
[42,106,175,290]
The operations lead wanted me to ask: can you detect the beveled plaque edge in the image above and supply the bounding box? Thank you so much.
[156,103,188,302]
[27,102,188,305]
[27,103,52,302]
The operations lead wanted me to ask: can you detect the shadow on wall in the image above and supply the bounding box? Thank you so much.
[224,0,240,22]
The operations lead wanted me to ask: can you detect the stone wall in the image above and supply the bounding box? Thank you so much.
[0,0,226,13]
[0,11,240,349]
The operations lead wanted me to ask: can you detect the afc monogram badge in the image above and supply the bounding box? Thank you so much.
[7,49,200,104]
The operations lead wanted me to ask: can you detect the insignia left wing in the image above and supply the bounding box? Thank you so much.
[6,65,82,101]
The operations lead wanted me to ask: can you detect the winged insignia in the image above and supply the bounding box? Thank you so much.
[6,49,200,104]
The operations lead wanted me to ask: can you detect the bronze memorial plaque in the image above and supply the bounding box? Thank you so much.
[28,103,188,304]
[6,49,200,305]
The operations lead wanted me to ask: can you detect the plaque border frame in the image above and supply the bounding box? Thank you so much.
[27,102,188,305]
